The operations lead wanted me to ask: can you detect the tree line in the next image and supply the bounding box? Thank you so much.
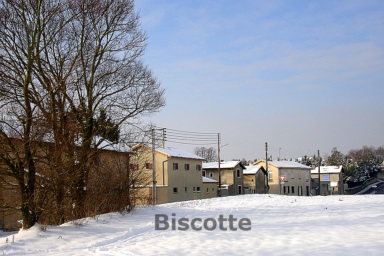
[0,0,165,229]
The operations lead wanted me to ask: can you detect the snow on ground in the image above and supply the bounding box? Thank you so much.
[1,194,384,255]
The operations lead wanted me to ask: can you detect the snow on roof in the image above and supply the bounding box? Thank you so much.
[156,147,204,160]
[202,177,218,183]
[243,165,263,175]
[257,160,311,169]
[203,161,245,169]
[93,136,131,153]
[311,166,343,174]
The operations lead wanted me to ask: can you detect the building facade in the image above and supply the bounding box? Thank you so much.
[311,166,344,195]
[132,145,207,204]
[254,160,311,196]
[202,161,245,196]
[243,165,267,194]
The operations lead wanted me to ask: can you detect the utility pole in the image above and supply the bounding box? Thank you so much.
[318,150,321,196]
[152,129,157,205]
[161,128,166,148]
[265,142,269,194]
[218,133,221,197]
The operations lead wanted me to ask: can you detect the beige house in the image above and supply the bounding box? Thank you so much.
[311,166,344,195]
[254,160,311,196]
[243,166,267,194]
[131,145,206,204]
[202,177,218,199]
[202,161,245,196]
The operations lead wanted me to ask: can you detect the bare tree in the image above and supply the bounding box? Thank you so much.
[194,147,217,162]
[348,146,384,164]
[0,0,165,228]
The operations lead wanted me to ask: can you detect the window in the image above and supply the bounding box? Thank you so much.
[184,164,190,171]
[196,187,201,193]
[212,188,215,192]
[238,185,242,195]
[209,173,214,178]
[283,186,286,194]
[173,163,179,170]
[206,188,209,193]
[268,171,273,180]
[291,186,295,194]
[193,187,196,192]
[237,169,241,178]
[202,171,206,177]
[130,164,138,171]
[196,164,201,171]
[287,186,290,194]
[145,163,153,170]
[173,187,178,193]
[185,187,188,193]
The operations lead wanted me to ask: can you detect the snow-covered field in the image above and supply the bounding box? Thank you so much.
[1,194,384,255]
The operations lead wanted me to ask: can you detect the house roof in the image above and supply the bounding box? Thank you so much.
[311,166,343,174]
[202,177,218,183]
[256,160,311,169]
[156,147,204,160]
[131,144,204,160]
[243,165,264,175]
[203,161,246,170]
[98,141,131,153]
[93,136,131,153]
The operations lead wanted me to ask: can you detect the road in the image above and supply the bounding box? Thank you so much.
[361,179,384,194]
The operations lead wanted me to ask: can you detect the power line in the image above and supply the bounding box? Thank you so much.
[165,128,217,135]
[165,140,217,146]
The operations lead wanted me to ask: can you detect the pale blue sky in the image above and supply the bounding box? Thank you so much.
[135,0,384,161]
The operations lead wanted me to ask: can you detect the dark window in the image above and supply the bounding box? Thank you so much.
[184,164,190,170]
[196,165,201,171]
[173,163,178,170]
[173,187,178,193]
[130,164,139,171]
